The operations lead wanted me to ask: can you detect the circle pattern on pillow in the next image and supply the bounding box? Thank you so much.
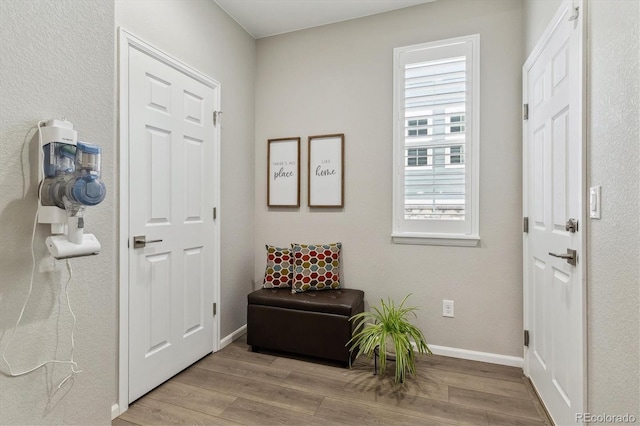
[291,243,341,293]
[262,245,293,288]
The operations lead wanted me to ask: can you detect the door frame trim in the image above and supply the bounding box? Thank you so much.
[117,27,221,416]
[521,0,587,421]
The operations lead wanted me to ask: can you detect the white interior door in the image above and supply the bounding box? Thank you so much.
[126,41,220,403]
[523,1,585,425]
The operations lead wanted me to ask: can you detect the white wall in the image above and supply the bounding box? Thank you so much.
[255,0,525,357]
[0,1,116,424]
[524,0,563,54]
[524,0,640,417]
[585,0,640,416]
[115,0,256,339]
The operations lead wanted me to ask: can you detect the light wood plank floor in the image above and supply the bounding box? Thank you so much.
[115,334,551,426]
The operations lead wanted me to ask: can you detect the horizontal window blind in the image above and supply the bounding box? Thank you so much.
[392,34,479,243]
[404,56,467,221]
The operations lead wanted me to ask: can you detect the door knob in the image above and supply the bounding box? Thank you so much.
[549,249,577,266]
[565,218,578,233]
[133,235,163,249]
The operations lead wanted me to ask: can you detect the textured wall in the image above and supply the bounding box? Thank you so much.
[0,0,116,424]
[115,0,256,340]
[524,0,640,417]
[586,0,640,417]
[255,0,525,357]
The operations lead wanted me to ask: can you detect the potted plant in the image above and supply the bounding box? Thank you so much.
[347,294,431,384]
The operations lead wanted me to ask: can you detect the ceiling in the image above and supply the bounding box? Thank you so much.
[213,0,437,39]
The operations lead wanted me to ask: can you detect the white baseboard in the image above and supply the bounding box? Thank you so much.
[216,326,522,367]
[220,324,247,349]
[111,403,121,420]
[428,344,523,368]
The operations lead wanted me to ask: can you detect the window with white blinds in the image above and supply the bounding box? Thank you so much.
[392,35,480,246]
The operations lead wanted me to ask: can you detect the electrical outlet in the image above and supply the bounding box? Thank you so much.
[443,300,454,318]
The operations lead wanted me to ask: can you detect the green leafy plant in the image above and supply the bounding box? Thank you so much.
[347,294,431,384]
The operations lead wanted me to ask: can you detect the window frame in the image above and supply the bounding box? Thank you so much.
[406,147,432,167]
[392,35,480,247]
[445,145,464,166]
[406,118,430,137]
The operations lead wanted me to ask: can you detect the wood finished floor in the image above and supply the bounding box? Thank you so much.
[115,334,551,426]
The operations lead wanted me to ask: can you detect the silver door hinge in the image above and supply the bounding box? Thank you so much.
[213,207,217,220]
[524,330,530,347]
[213,303,217,316]
[213,111,223,127]
[523,103,529,120]
[523,217,529,233]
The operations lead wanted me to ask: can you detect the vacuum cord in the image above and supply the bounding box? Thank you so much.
[1,121,82,388]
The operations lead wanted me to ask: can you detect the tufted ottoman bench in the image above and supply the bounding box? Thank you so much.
[247,288,365,366]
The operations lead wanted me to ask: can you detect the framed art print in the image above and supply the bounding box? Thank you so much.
[308,133,344,207]
[268,137,300,207]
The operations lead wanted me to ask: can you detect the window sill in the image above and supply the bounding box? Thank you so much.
[391,232,480,247]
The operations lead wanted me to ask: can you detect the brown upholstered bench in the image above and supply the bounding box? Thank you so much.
[247,288,365,366]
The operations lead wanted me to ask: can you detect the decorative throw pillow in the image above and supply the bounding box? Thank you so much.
[291,243,341,293]
[262,245,293,288]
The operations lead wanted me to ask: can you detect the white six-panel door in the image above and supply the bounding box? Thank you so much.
[523,1,585,425]
[126,42,219,403]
